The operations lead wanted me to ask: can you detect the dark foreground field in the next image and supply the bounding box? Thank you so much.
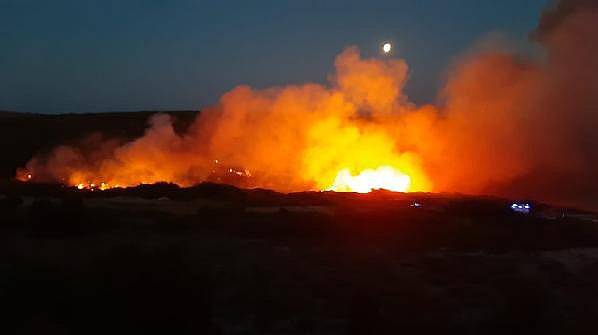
[2,181,598,334]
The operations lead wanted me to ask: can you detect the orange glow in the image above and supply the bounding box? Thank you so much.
[15,0,598,211]
[19,47,433,194]
[21,23,598,204]
[328,166,411,193]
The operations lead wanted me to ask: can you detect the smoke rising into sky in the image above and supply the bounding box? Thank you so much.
[19,0,598,210]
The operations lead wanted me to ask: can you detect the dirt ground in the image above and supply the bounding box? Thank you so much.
[2,184,598,334]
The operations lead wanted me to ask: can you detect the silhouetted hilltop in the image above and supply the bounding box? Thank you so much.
[0,111,42,118]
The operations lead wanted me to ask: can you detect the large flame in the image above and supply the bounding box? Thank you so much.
[17,0,598,210]
[328,167,411,193]
[18,46,433,193]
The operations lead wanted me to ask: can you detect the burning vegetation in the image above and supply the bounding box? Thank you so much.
[17,0,598,208]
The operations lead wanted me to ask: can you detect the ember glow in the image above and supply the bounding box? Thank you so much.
[17,0,598,208]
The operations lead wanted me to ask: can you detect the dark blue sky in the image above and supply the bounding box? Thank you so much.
[1,0,548,113]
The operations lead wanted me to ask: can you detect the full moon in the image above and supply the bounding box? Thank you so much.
[382,42,392,53]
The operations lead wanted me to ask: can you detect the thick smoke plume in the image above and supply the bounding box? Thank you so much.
[20,0,598,209]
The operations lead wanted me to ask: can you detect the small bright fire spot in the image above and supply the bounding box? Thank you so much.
[75,182,110,191]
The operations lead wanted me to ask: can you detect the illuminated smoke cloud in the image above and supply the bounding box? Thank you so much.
[19,0,598,210]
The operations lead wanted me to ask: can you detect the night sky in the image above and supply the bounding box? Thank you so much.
[1,0,548,114]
